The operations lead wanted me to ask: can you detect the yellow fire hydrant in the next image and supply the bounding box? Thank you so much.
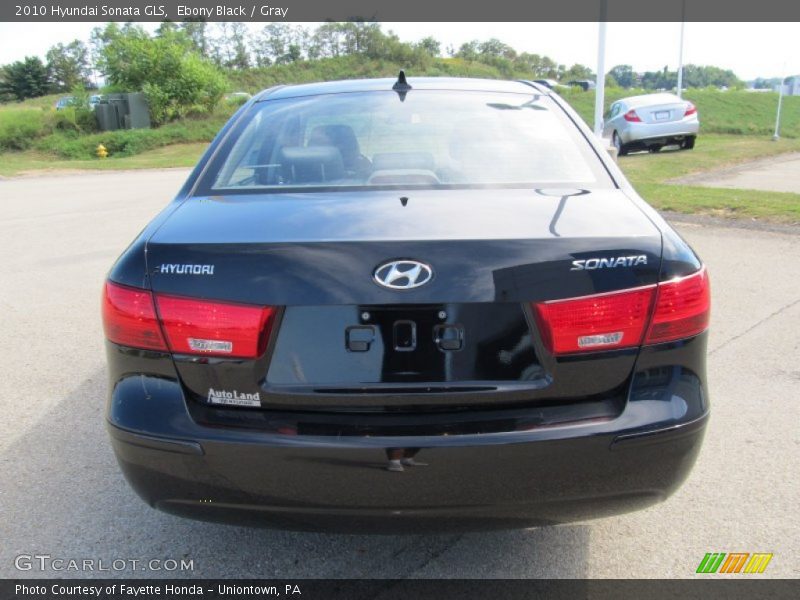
[96,144,108,159]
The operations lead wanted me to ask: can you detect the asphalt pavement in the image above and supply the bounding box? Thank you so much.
[0,169,798,579]
[675,152,800,194]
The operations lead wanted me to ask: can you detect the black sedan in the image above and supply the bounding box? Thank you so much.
[103,75,710,532]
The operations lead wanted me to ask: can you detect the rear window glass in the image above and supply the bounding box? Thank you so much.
[202,90,611,193]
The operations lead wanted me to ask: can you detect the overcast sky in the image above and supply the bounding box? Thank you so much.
[0,22,796,80]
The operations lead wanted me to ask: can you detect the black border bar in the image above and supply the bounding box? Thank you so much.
[3,579,800,600]
[3,0,800,22]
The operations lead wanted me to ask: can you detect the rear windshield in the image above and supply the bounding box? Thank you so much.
[201,90,612,193]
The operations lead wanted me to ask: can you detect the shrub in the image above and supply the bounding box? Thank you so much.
[34,115,226,159]
[52,106,98,134]
[97,25,227,125]
[224,94,250,108]
[0,109,52,150]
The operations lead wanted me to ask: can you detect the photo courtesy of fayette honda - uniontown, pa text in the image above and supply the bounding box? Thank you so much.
[102,74,711,533]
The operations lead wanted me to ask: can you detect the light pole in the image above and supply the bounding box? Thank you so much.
[773,75,785,141]
[593,0,608,139]
[676,2,686,97]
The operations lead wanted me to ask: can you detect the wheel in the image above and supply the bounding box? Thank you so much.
[613,131,628,156]
[681,136,696,150]
[648,145,663,153]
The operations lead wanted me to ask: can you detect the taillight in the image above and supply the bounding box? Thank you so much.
[533,287,655,355]
[102,282,168,351]
[532,267,710,355]
[155,294,276,359]
[645,267,710,344]
[623,109,642,122]
[684,102,697,117]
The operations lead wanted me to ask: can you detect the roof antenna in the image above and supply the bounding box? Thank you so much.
[392,70,412,101]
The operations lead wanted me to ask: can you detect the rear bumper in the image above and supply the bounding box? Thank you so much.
[109,414,706,532]
[106,337,709,533]
[620,120,699,144]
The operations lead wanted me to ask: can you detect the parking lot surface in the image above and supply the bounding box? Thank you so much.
[1,170,798,578]
[676,152,800,194]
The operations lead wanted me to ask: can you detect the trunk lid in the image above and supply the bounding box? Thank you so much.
[635,100,689,125]
[148,189,661,305]
[147,189,662,411]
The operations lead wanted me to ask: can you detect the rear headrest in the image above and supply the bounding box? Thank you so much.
[279,146,345,184]
[308,125,361,165]
[372,152,435,172]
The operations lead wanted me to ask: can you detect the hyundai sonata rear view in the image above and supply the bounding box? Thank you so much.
[102,76,710,532]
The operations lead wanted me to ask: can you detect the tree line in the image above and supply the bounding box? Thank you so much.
[0,21,744,107]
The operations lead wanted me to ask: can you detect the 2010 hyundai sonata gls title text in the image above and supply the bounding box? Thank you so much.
[102,76,710,533]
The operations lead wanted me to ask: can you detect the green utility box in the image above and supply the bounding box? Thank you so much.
[126,93,151,129]
[95,103,120,131]
[95,93,151,131]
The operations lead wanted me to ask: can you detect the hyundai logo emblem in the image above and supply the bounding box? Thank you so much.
[374,260,433,290]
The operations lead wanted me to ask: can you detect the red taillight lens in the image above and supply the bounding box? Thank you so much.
[533,287,655,355]
[155,294,276,359]
[645,267,710,344]
[102,282,168,351]
[623,109,642,122]
[533,267,710,355]
[684,102,697,117]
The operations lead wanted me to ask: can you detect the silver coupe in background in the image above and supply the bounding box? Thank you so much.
[603,93,699,155]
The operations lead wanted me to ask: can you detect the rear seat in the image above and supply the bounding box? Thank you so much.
[279,146,345,184]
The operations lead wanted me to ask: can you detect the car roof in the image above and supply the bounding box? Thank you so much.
[256,77,549,101]
[618,93,684,107]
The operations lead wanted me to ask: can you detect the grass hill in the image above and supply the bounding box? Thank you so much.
[1,56,798,161]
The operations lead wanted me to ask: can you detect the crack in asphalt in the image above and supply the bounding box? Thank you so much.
[403,533,465,576]
[710,296,800,356]
[368,534,465,598]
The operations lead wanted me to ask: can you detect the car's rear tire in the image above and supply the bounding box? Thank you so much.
[681,136,696,150]
[613,131,628,156]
